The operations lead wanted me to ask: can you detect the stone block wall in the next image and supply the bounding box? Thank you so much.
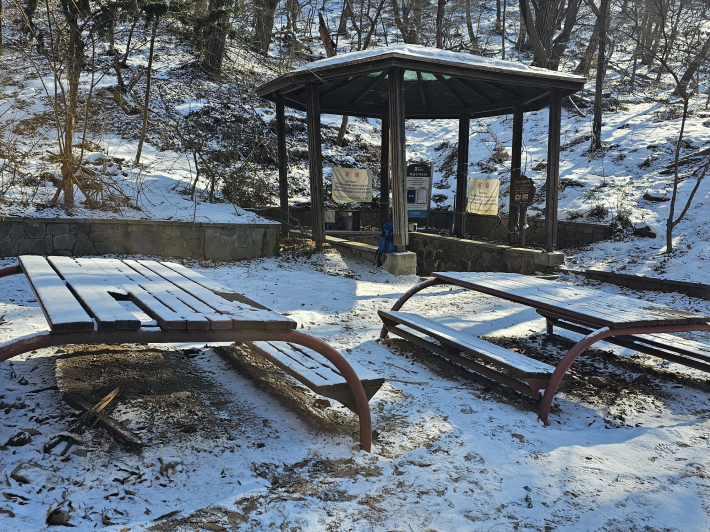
[281,208,610,249]
[0,217,280,261]
[407,233,563,275]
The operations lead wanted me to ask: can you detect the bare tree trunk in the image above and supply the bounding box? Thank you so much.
[135,16,158,165]
[202,0,233,75]
[501,0,506,59]
[677,34,710,96]
[253,0,280,54]
[465,0,479,50]
[436,0,446,48]
[574,13,601,75]
[58,0,85,207]
[590,0,609,152]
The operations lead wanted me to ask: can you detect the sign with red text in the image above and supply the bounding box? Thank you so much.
[332,167,372,202]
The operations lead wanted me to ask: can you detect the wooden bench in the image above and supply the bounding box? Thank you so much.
[539,309,710,373]
[1,256,380,452]
[244,341,384,412]
[379,310,568,399]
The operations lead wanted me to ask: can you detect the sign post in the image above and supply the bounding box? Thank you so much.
[510,176,536,246]
[406,162,432,229]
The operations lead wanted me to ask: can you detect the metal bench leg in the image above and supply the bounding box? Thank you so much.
[537,323,710,424]
[276,330,374,453]
[380,278,446,339]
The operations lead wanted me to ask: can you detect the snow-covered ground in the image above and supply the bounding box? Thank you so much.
[2,248,710,530]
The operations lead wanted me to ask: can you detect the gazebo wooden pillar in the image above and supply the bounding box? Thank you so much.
[508,105,523,245]
[275,95,289,235]
[546,89,562,252]
[306,82,324,251]
[454,113,470,237]
[388,67,407,251]
[380,114,390,226]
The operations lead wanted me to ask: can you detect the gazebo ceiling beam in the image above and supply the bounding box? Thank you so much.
[455,78,494,104]
[320,76,356,99]
[351,71,387,105]
[434,74,467,109]
[416,71,428,108]
[473,79,521,99]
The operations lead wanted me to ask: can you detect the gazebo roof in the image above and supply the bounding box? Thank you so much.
[257,44,586,119]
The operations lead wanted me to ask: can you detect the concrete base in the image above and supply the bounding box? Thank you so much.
[534,251,565,267]
[382,251,417,276]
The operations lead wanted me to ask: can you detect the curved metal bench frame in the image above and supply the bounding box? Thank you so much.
[0,264,373,452]
[379,275,710,425]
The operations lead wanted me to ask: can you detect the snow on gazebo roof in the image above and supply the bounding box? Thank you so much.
[289,44,586,84]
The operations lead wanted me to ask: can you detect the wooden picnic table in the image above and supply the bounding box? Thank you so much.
[380,271,710,424]
[0,256,374,451]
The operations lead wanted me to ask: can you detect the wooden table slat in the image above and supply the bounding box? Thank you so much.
[47,257,141,331]
[433,272,710,329]
[19,256,95,333]
[137,260,296,330]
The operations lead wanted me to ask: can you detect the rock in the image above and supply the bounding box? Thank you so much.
[6,430,32,447]
[588,376,609,388]
[633,374,652,384]
[634,223,657,239]
[643,192,671,202]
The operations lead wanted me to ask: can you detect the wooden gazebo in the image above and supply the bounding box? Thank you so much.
[256,44,585,252]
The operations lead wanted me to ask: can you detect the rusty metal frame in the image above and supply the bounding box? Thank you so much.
[0,266,373,452]
[379,277,447,339]
[380,274,710,427]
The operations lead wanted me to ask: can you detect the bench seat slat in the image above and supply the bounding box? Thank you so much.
[380,310,558,378]
[19,256,95,333]
[246,341,385,412]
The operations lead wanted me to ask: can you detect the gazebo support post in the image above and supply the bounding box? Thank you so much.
[276,95,289,236]
[306,82,324,251]
[508,105,523,245]
[455,113,470,237]
[389,67,407,251]
[545,89,562,252]
[380,113,390,227]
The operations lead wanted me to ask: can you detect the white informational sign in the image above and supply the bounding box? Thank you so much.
[406,162,432,218]
[467,178,500,215]
[332,167,372,202]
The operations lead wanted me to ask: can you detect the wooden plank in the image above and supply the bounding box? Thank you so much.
[433,272,710,328]
[136,260,295,330]
[47,257,140,331]
[158,262,237,296]
[122,260,233,330]
[380,310,559,377]
[247,341,385,409]
[19,256,95,333]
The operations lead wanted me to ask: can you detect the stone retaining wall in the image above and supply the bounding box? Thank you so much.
[280,208,610,249]
[0,217,280,261]
[324,231,563,275]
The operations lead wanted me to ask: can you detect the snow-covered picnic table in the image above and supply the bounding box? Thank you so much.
[0,256,377,451]
[380,272,710,424]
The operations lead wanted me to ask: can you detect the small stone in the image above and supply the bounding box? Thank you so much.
[588,376,608,388]
[72,449,88,457]
[6,430,32,447]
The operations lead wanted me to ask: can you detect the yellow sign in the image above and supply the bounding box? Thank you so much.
[467,178,500,215]
[332,167,372,202]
